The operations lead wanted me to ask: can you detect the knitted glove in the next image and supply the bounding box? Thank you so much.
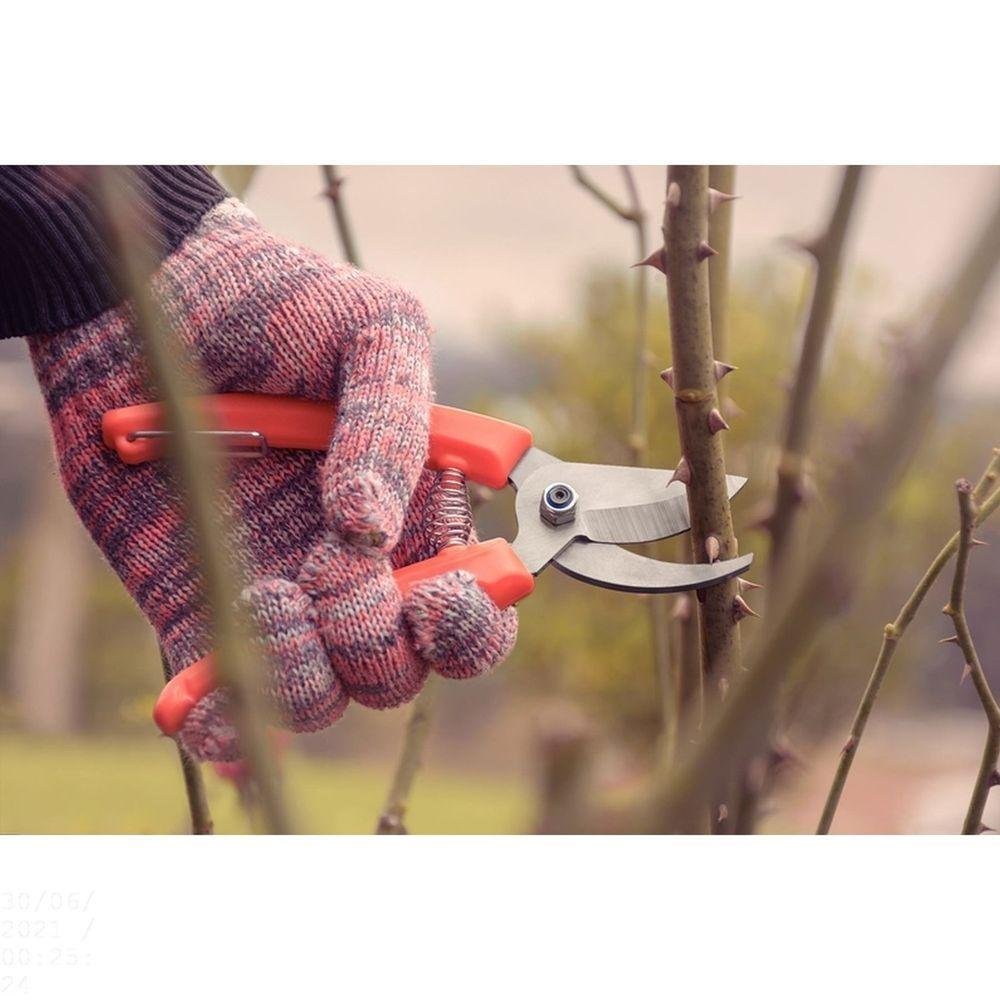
[5,167,517,761]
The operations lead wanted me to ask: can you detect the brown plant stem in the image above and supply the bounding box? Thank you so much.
[662,166,743,694]
[376,674,440,833]
[651,173,1000,832]
[321,165,361,267]
[944,482,1000,834]
[817,450,1000,833]
[161,647,213,834]
[97,167,293,834]
[767,166,865,585]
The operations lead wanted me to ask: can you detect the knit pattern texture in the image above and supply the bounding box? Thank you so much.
[28,199,517,761]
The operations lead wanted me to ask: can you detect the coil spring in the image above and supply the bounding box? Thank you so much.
[431,467,473,551]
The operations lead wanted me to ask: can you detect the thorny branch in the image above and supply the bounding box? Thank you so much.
[660,166,746,694]
[160,647,213,834]
[766,166,866,585]
[653,166,748,831]
[321,165,362,267]
[944,481,1000,834]
[97,167,293,834]
[817,449,1000,833]
[650,173,1000,832]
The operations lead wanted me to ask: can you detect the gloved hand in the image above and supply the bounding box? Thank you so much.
[21,177,517,761]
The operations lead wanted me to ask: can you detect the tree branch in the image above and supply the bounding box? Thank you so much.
[817,448,1000,832]
[96,167,293,834]
[320,165,362,267]
[161,647,213,834]
[944,481,1000,834]
[651,171,1000,831]
[661,166,745,694]
[767,166,865,583]
[376,674,440,833]
[569,165,641,223]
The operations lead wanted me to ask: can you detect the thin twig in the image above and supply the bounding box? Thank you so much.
[376,674,440,833]
[569,165,641,223]
[96,167,293,834]
[767,166,866,584]
[650,172,1000,832]
[817,449,1000,833]
[161,647,213,834]
[944,481,1000,834]
[320,165,361,267]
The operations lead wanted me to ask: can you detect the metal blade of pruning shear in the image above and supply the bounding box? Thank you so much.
[552,541,753,594]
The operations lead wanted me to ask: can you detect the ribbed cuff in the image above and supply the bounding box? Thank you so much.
[0,166,228,340]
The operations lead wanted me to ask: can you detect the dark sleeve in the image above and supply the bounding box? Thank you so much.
[0,166,228,340]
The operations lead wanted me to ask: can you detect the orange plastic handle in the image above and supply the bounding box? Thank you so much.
[153,538,534,736]
[102,394,533,490]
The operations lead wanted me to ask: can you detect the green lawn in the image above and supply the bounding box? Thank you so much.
[0,734,532,834]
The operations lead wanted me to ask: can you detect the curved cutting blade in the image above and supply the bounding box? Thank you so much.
[552,541,753,593]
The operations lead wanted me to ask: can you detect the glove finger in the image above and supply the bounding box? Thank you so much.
[241,577,350,731]
[403,569,518,679]
[300,534,429,708]
[321,279,432,554]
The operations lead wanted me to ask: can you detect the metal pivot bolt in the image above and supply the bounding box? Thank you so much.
[540,482,578,525]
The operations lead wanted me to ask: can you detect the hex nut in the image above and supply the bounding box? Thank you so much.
[540,482,578,526]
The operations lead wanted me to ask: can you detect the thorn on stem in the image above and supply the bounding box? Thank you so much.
[660,367,675,389]
[707,408,730,435]
[938,635,960,645]
[705,535,721,563]
[696,240,718,262]
[322,178,345,202]
[708,188,739,214]
[842,735,858,755]
[667,456,691,487]
[971,538,989,547]
[987,770,1000,788]
[738,577,763,593]
[666,181,681,207]
[633,247,667,274]
[713,360,737,382]
[717,803,729,823]
[732,594,759,623]
[960,663,973,685]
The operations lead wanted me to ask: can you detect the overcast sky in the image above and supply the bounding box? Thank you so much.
[244,166,1000,394]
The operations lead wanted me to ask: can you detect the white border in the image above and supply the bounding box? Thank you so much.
[2,836,997,999]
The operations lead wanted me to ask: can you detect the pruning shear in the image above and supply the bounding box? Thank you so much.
[102,394,753,735]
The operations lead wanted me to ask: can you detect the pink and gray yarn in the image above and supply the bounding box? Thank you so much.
[26,195,517,761]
